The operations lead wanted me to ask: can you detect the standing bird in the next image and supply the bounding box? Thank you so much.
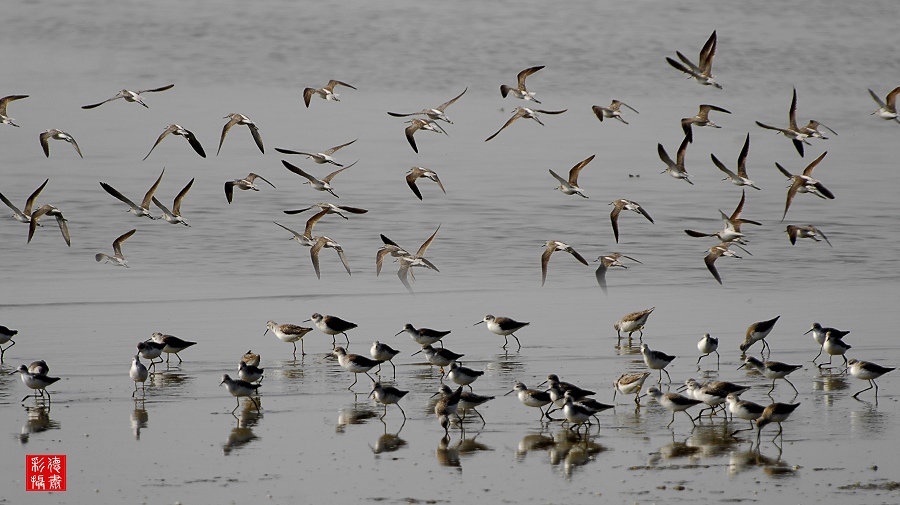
[499,65,545,103]
[756,402,800,445]
[614,307,655,341]
[100,169,165,220]
[666,30,722,89]
[370,341,401,377]
[641,343,676,383]
[755,88,811,157]
[238,360,264,384]
[81,84,174,109]
[435,385,463,434]
[396,323,450,348]
[868,86,900,122]
[27,204,70,246]
[594,253,641,294]
[447,362,484,391]
[152,178,194,226]
[130,355,149,397]
[776,151,834,221]
[0,325,18,362]
[697,333,720,367]
[805,322,850,364]
[0,94,29,126]
[412,344,464,377]
[613,371,651,405]
[658,136,694,185]
[818,331,852,371]
[403,118,446,153]
[549,154,594,198]
[275,139,357,166]
[39,129,82,158]
[681,104,731,143]
[592,99,638,124]
[609,199,654,243]
[14,364,60,402]
[725,393,766,436]
[333,347,381,390]
[739,356,802,394]
[150,332,197,365]
[847,359,895,399]
[712,133,760,190]
[646,386,704,427]
[474,315,529,351]
[224,173,276,204]
[484,107,566,142]
[0,178,48,225]
[439,384,493,424]
[220,374,261,414]
[143,124,206,160]
[786,224,831,247]
[740,315,781,354]
[137,341,165,371]
[306,313,357,345]
[303,79,356,107]
[506,382,553,420]
[264,320,314,356]
[405,167,446,200]
[540,240,589,286]
[387,88,467,123]
[217,113,264,154]
[95,229,136,268]
[282,160,355,198]
[370,381,409,419]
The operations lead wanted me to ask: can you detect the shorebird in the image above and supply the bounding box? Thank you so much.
[137,341,165,371]
[592,100,638,124]
[697,333,720,367]
[613,371,651,405]
[275,139,357,166]
[264,320,314,356]
[241,350,261,368]
[0,325,18,362]
[0,178,48,225]
[396,323,450,348]
[81,84,174,109]
[499,65,545,103]
[755,88,811,157]
[711,134,760,190]
[0,95,28,126]
[388,88,467,123]
[658,136,693,185]
[412,344,463,376]
[238,360,264,384]
[614,307,655,341]
[685,190,761,244]
[609,199,654,243]
[220,374,260,414]
[142,124,205,160]
[393,225,441,294]
[306,313,357,345]
[14,364,60,403]
[225,173,276,204]
[484,107,566,142]
[130,355,149,397]
[646,386,704,427]
[370,381,409,419]
[274,208,329,248]
[333,346,380,389]
[739,356,802,394]
[152,178,194,226]
[283,202,367,219]
[282,160,354,198]
[447,362,484,391]
[28,360,50,376]
[150,332,197,365]
[309,235,352,279]
[406,167,446,200]
[868,86,900,122]
[681,378,750,419]
[506,382,553,420]
[801,120,838,139]
[681,104,731,143]
[594,253,641,294]
[805,322,850,363]
[27,204,70,246]
[435,385,464,432]
[541,374,595,411]
[641,343,676,383]
[562,392,604,432]
[818,331,852,371]
[303,79,356,107]
[370,341,401,377]
[95,229,136,268]
[438,384,493,424]
[403,118,446,153]
[703,242,745,285]
[666,30,722,89]
[786,224,831,247]
[756,402,800,445]
[475,315,529,351]
[847,359,895,399]
[541,240,589,286]
[725,393,766,435]
[776,151,834,221]
[39,129,82,158]
[217,113,264,155]
[740,316,780,354]
[549,154,594,198]
[100,169,164,219]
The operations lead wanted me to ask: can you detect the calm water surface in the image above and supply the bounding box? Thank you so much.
[1,0,899,503]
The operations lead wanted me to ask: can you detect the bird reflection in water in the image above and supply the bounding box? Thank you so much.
[18,404,60,444]
[685,423,740,458]
[131,400,148,440]
[370,418,407,456]
[549,429,605,479]
[223,401,263,455]
[486,352,525,379]
[436,430,492,470]
[728,443,797,478]
[515,430,556,462]
[648,433,702,465]
[150,369,191,393]
[336,403,378,433]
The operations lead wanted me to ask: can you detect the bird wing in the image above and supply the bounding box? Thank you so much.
[216,116,240,155]
[485,111,522,142]
[282,160,316,182]
[310,238,325,279]
[138,84,175,94]
[711,153,737,179]
[788,88,799,131]
[802,151,827,177]
[100,182,140,211]
[182,128,206,158]
[736,133,751,178]
[405,123,421,152]
[436,87,467,111]
[112,229,137,258]
[305,208,330,238]
[172,178,194,215]
[699,30,717,73]
[323,161,355,183]
[24,178,49,216]
[324,139,357,155]
[610,204,622,243]
[517,66,544,88]
[81,95,120,109]
[273,221,304,240]
[141,169,165,209]
[568,154,594,185]
[704,248,724,284]
[540,244,554,287]
[302,88,315,108]
[142,126,174,161]
[416,224,441,257]
[224,181,235,203]
[328,80,356,90]
[0,191,23,217]
[248,172,276,188]
[548,169,568,186]
[406,170,423,200]
[335,245,352,275]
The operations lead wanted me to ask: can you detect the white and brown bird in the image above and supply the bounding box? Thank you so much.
[217,113,264,155]
[500,65,545,103]
[549,154,594,198]
[39,129,82,158]
[740,316,781,355]
[406,167,446,200]
[703,242,745,285]
[614,307,655,340]
[27,204,70,246]
[309,235,352,279]
[274,208,330,247]
[95,229,136,268]
[81,84,174,109]
[282,160,354,198]
[847,359,895,399]
[684,190,761,244]
[0,178,48,225]
[776,151,834,221]
[711,133,759,190]
[388,88,467,123]
[658,136,693,185]
[485,107,566,142]
[395,225,441,294]
[540,240,589,286]
[282,202,367,219]
[225,173,276,204]
[143,124,205,160]
[868,86,900,122]
[303,80,356,107]
[404,118,446,153]
[681,104,731,143]
[786,224,831,247]
[756,88,811,157]
[594,253,641,294]
[100,169,164,219]
[275,139,356,166]
[152,178,194,226]
[609,199,654,243]
[666,30,722,89]
[0,95,28,127]
[592,99,638,124]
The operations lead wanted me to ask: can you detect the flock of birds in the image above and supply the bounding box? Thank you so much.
[2,29,898,456]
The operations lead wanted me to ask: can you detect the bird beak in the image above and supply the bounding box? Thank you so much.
[394,330,404,337]
[503,389,515,396]
[737,363,747,370]
[536,380,547,388]
[411,349,423,357]
[263,329,269,336]
[302,318,312,323]
[473,321,484,326]
[803,328,813,334]
[676,384,687,392]
[429,391,441,398]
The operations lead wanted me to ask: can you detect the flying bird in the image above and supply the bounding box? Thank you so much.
[39,129,82,158]
[592,100,638,124]
[217,113,264,155]
[143,124,206,160]
[868,86,900,122]
[703,242,746,284]
[27,204,70,246]
[405,167,446,200]
[786,224,831,247]
[684,190,761,244]
[0,95,29,127]
[404,118,446,153]
[666,31,722,89]
[775,151,834,221]
[658,136,693,185]
[755,88,811,157]
[152,178,194,226]
[100,169,165,219]
[549,154,594,198]
[681,104,731,143]
[282,160,355,198]
[95,229,136,267]
[275,139,356,166]
[595,253,641,294]
[485,107,566,142]
[282,203,367,219]
[225,173,276,204]
[0,178,48,225]
[540,240,589,286]
[81,84,174,109]
[500,65,545,103]
[711,133,759,189]
[387,88,467,123]
[303,80,356,107]
[609,199,654,243]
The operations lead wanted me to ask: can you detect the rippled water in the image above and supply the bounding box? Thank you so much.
[1,0,899,503]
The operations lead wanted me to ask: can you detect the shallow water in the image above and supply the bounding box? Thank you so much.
[2,0,900,503]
